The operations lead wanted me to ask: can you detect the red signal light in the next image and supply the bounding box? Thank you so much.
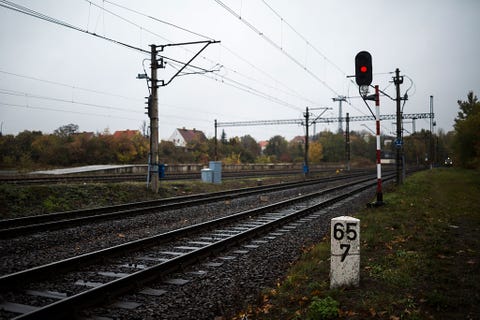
[355,51,372,86]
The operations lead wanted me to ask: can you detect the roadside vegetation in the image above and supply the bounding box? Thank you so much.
[0,175,300,219]
[235,168,480,319]
[0,119,456,172]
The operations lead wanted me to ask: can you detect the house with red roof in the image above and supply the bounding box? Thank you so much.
[258,140,269,154]
[113,129,141,139]
[168,127,207,147]
[290,136,306,145]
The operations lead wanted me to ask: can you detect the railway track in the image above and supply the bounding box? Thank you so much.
[0,173,395,319]
[0,171,375,239]
[0,168,349,185]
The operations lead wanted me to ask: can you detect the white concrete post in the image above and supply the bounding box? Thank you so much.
[330,216,360,289]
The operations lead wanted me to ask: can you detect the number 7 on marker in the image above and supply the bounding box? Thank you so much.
[340,243,350,262]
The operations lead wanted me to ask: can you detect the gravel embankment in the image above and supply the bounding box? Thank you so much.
[1,181,343,275]
[0,179,378,320]
[79,187,376,320]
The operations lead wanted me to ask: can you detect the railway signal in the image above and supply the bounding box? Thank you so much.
[355,51,372,86]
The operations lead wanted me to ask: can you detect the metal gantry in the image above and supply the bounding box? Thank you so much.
[216,113,433,128]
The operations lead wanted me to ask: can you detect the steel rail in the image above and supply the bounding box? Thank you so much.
[0,171,376,238]
[0,174,382,286]
[1,174,395,319]
[0,168,347,185]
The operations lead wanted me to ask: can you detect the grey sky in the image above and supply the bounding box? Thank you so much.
[1,0,479,141]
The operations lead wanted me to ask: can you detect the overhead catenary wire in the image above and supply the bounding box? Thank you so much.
[167,61,301,112]
[2,0,293,112]
[0,1,219,83]
[93,0,317,109]
[0,69,142,102]
[100,0,215,41]
[2,0,367,132]
[257,0,374,119]
[261,0,352,80]
[226,0,375,118]
[74,0,310,113]
[0,102,143,121]
[0,0,149,54]
[219,44,320,107]
[214,0,341,97]
[0,88,141,114]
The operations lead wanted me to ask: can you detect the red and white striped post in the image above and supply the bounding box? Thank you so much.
[374,85,383,205]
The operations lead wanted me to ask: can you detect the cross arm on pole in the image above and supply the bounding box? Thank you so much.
[160,40,220,86]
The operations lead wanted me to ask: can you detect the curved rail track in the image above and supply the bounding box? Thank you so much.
[0,171,377,239]
[0,173,396,319]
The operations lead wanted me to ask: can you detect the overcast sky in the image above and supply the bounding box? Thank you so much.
[1,0,479,141]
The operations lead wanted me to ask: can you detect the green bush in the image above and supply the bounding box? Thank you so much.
[306,296,339,320]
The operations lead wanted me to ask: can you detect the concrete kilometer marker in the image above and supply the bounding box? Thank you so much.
[330,216,360,289]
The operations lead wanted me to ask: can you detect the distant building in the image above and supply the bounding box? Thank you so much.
[73,132,95,140]
[258,140,269,154]
[113,130,141,139]
[168,127,207,147]
[290,136,305,144]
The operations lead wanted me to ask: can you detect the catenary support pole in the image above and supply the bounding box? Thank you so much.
[214,119,218,161]
[150,44,159,193]
[333,96,347,133]
[429,95,434,169]
[345,113,350,171]
[304,107,309,176]
[394,68,404,185]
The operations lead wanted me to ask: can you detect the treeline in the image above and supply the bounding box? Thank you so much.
[0,123,456,170]
[453,91,480,168]
[0,124,149,168]
[2,91,477,170]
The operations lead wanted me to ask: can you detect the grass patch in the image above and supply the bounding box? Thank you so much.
[236,168,480,319]
[0,175,301,218]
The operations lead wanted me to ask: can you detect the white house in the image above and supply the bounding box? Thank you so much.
[168,127,207,147]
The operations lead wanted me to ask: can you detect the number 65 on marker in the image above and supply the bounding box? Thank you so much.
[330,216,360,289]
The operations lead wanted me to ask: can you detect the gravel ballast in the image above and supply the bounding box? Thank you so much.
[79,188,376,320]
[0,179,379,319]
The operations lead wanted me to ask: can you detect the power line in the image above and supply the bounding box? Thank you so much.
[0,88,141,114]
[215,0,373,119]
[0,102,143,121]
[95,0,316,109]
[214,0,340,97]
[83,0,173,44]
[2,1,334,117]
[261,0,351,80]
[0,0,149,54]
[198,70,302,112]
[0,69,142,102]
[83,0,219,75]
[101,0,214,41]
[166,59,301,112]
[219,45,320,107]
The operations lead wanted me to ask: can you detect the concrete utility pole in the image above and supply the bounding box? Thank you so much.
[333,96,347,133]
[150,44,160,193]
[429,95,434,169]
[393,68,404,185]
[214,119,218,161]
[345,113,350,171]
[304,107,309,176]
